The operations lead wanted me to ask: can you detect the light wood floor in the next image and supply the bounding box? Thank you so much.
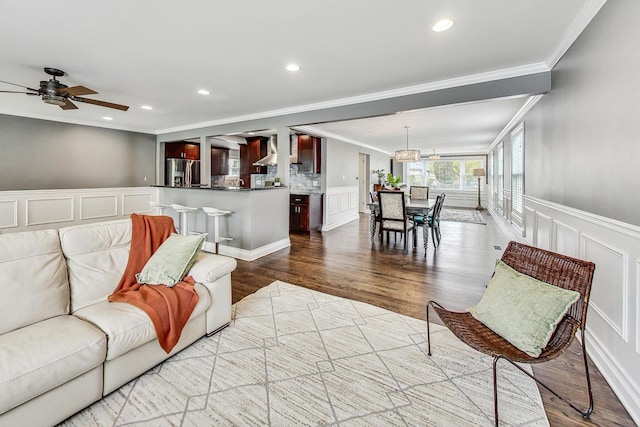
[231,211,634,426]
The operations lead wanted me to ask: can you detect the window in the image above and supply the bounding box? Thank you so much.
[408,157,484,191]
[511,124,524,218]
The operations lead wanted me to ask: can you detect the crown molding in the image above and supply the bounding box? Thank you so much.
[292,125,392,156]
[488,94,543,153]
[156,63,550,135]
[0,109,155,134]
[546,0,607,68]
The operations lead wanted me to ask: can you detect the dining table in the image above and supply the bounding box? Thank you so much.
[367,198,434,249]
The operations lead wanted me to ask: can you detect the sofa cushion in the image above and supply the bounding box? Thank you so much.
[59,219,132,312]
[0,229,69,335]
[136,233,207,287]
[0,315,106,415]
[73,283,211,360]
[187,252,238,284]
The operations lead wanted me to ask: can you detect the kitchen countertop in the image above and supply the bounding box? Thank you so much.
[290,191,324,195]
[153,185,288,191]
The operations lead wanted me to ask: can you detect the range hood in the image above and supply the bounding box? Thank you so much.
[253,135,278,166]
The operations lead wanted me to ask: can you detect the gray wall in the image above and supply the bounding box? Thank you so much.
[520,1,640,226]
[324,137,390,188]
[0,114,156,191]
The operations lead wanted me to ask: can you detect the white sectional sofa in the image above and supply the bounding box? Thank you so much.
[0,218,236,427]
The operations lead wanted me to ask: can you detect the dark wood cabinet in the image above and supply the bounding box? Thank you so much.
[290,194,323,232]
[297,135,321,174]
[240,137,268,187]
[210,147,229,175]
[165,141,200,160]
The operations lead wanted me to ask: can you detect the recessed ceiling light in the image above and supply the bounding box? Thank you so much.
[432,18,454,32]
[141,105,153,110]
[102,116,113,121]
[286,64,300,72]
[197,89,210,95]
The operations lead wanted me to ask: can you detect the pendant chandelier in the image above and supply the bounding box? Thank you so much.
[428,149,440,160]
[395,126,421,162]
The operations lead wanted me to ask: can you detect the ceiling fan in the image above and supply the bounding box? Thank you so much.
[0,67,129,111]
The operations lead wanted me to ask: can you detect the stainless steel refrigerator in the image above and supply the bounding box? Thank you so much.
[165,159,201,187]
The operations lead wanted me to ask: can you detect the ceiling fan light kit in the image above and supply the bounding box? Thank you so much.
[395,126,421,162]
[0,67,129,112]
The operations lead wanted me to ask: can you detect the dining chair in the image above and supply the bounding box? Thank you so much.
[426,241,596,426]
[409,186,429,200]
[377,191,416,252]
[413,193,445,249]
[429,193,446,245]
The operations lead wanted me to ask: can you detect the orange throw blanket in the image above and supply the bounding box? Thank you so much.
[109,214,199,353]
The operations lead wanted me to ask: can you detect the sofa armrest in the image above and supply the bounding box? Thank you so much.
[187,252,237,284]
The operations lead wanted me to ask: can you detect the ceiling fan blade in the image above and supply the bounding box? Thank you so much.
[60,99,78,110]
[58,86,97,96]
[0,79,39,93]
[0,90,33,94]
[72,96,129,111]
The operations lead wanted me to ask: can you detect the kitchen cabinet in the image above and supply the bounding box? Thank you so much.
[240,137,268,187]
[210,147,229,175]
[165,141,200,160]
[290,194,323,232]
[297,135,321,174]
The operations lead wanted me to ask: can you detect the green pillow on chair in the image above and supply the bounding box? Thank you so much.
[469,259,580,357]
[136,233,207,287]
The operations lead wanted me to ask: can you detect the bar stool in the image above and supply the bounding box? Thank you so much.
[171,204,198,236]
[148,201,171,215]
[202,206,233,254]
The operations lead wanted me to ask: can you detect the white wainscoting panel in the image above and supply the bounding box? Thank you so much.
[323,185,359,232]
[498,195,640,424]
[123,193,153,215]
[349,191,359,210]
[636,259,640,356]
[26,197,74,226]
[80,194,118,220]
[535,212,552,250]
[433,190,486,209]
[553,220,579,257]
[582,234,628,342]
[0,187,159,234]
[524,206,536,244]
[0,200,18,229]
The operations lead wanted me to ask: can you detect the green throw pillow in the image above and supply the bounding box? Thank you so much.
[468,259,580,358]
[136,233,207,287]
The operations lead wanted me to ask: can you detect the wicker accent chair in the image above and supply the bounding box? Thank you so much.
[377,190,416,252]
[426,241,596,426]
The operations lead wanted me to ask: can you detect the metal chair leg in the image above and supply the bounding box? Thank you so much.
[425,301,444,356]
[493,356,501,427]
[494,331,594,420]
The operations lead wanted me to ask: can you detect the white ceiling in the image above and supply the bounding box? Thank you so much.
[300,96,532,155]
[0,1,604,153]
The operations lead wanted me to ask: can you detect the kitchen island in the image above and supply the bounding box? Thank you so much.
[157,186,289,261]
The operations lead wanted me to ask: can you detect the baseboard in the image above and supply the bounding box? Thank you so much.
[202,237,291,262]
[585,328,640,425]
[322,213,359,232]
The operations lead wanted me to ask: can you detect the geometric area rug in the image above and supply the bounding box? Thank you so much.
[60,281,548,426]
[440,208,487,225]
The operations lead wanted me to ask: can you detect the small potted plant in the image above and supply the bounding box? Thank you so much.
[372,169,385,185]
[386,173,403,189]
[274,177,281,187]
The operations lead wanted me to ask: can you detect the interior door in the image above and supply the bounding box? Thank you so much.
[358,153,369,213]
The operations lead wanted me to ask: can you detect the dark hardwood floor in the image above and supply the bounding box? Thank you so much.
[231,211,635,426]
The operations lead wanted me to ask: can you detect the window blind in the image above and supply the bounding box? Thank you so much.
[511,124,524,216]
